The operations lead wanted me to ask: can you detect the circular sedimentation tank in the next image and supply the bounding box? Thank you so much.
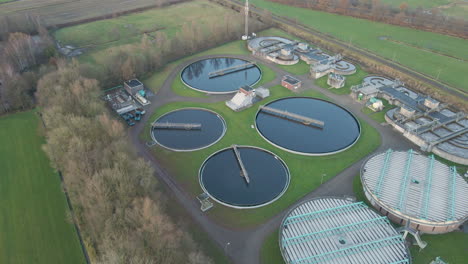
[199,146,290,208]
[181,57,261,94]
[255,97,361,156]
[151,108,226,151]
[361,149,468,234]
[363,76,394,86]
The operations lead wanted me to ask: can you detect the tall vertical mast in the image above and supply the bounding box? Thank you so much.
[244,0,249,37]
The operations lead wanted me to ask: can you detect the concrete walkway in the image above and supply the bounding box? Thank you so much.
[128,53,417,264]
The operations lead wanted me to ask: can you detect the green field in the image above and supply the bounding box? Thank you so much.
[248,0,468,92]
[381,0,453,9]
[0,111,85,264]
[54,0,238,65]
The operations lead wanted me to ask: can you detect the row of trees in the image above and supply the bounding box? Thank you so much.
[83,12,268,87]
[0,25,56,114]
[265,0,468,38]
[36,62,214,263]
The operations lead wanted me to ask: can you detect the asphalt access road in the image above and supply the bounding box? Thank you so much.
[129,54,417,264]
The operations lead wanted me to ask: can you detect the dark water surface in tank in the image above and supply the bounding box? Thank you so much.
[256,97,360,155]
[181,57,261,93]
[152,108,225,151]
[200,147,289,208]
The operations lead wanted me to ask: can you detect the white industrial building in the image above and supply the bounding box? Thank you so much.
[225,86,269,111]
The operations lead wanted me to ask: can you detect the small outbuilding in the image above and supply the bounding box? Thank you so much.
[281,75,302,90]
[367,97,384,112]
[124,79,144,95]
[327,72,345,88]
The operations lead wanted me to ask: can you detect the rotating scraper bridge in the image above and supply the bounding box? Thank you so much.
[361,149,468,233]
[260,105,324,128]
[280,197,410,264]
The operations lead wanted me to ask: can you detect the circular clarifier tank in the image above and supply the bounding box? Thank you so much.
[181,57,262,94]
[255,97,361,155]
[151,108,226,151]
[199,146,290,208]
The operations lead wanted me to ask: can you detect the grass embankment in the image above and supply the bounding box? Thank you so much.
[0,110,85,264]
[54,0,238,64]
[247,0,468,92]
[141,81,381,227]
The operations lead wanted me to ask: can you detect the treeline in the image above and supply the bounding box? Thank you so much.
[0,9,268,114]
[36,62,213,263]
[266,0,468,38]
[0,21,56,114]
[83,12,268,87]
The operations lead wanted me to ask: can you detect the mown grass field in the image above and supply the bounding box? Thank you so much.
[0,110,85,264]
[54,0,236,59]
[0,0,183,26]
[380,0,467,18]
[247,0,468,92]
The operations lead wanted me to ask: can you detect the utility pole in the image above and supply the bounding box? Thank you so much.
[244,0,249,38]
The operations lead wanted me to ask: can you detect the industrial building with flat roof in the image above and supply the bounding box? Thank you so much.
[279,197,410,264]
[361,149,468,234]
[351,77,467,165]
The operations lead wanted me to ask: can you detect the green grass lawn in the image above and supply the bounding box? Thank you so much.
[314,65,369,95]
[247,0,468,91]
[276,60,310,75]
[141,82,381,227]
[0,110,85,264]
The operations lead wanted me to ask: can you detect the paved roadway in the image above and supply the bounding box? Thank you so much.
[129,54,417,264]
[224,0,468,102]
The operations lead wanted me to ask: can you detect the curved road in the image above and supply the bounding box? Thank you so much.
[129,54,417,264]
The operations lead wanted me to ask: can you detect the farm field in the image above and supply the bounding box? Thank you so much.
[248,0,468,92]
[0,111,85,264]
[54,0,240,68]
[0,0,186,26]
[380,0,468,18]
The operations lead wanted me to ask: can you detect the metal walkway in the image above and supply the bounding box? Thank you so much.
[152,122,202,130]
[208,62,255,78]
[260,106,325,128]
[232,145,250,184]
